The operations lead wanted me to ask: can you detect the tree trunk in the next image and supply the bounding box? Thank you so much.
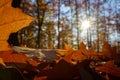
[57,0,61,49]
[36,0,45,48]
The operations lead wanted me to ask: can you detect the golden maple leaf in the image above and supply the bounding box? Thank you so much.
[0,0,35,51]
[57,43,73,56]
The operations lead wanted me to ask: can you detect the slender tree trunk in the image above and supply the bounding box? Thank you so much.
[36,0,45,48]
[96,1,99,52]
[57,0,61,49]
[103,3,108,42]
[75,0,79,49]
[48,35,53,49]
[85,0,91,49]
[115,0,119,53]
[68,0,73,47]
[89,0,92,49]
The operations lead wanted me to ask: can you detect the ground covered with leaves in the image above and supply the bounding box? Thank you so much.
[0,42,120,80]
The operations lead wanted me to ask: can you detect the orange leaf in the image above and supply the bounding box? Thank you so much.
[0,0,35,51]
[79,42,88,55]
[57,43,73,56]
[0,58,5,66]
[64,42,73,51]
[95,60,120,77]
[0,51,38,66]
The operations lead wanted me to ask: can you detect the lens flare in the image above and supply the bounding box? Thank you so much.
[81,20,90,30]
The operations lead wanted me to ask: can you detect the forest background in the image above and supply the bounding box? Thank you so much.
[8,0,120,52]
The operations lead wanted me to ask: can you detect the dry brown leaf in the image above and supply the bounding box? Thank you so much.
[0,58,5,66]
[95,60,120,77]
[64,42,73,51]
[79,42,88,55]
[0,0,35,51]
[0,50,38,66]
[71,50,87,62]
[57,43,73,56]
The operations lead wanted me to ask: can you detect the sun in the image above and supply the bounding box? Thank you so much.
[81,20,91,30]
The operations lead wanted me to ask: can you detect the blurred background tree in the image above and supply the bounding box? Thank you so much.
[9,0,120,52]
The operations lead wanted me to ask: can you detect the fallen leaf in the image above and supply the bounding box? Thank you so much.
[57,43,73,56]
[95,60,120,77]
[0,0,35,51]
[64,42,73,51]
[0,50,38,67]
[0,58,5,66]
